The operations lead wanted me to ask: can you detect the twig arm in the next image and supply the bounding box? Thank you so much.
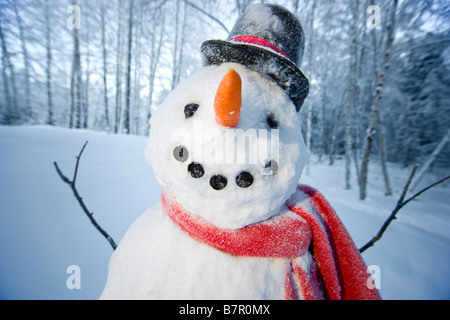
[54,141,117,250]
[70,178,117,250]
[401,175,450,209]
[359,165,449,253]
[54,161,71,184]
[72,141,88,186]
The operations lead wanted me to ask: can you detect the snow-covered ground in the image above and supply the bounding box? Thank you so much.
[0,125,449,300]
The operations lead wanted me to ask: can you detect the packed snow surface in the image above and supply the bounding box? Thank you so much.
[0,125,449,299]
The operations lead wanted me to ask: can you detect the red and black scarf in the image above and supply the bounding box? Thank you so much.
[161,184,381,300]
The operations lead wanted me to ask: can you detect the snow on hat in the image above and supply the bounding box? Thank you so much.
[201,4,310,112]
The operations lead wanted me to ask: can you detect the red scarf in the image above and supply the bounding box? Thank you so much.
[161,185,381,300]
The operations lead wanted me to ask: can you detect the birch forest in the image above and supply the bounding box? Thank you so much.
[1,0,449,198]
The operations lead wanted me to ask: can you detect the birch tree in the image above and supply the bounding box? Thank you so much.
[45,0,54,125]
[12,0,32,120]
[318,86,326,163]
[121,0,133,134]
[100,0,110,131]
[175,0,188,86]
[82,0,91,129]
[345,0,359,189]
[304,0,316,175]
[0,8,19,124]
[329,91,346,166]
[171,0,181,91]
[69,0,83,129]
[114,1,123,133]
[352,0,371,188]
[359,0,398,200]
[0,15,12,124]
[133,1,143,135]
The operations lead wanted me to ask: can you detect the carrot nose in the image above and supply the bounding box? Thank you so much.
[214,68,242,128]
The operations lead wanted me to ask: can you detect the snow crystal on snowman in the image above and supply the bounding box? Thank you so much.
[100,4,381,300]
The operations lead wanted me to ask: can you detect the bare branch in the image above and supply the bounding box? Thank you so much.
[53,161,71,184]
[402,175,450,209]
[54,141,117,250]
[397,163,419,204]
[359,165,449,253]
[72,140,88,186]
[183,0,229,34]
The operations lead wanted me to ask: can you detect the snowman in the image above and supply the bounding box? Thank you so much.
[101,4,381,300]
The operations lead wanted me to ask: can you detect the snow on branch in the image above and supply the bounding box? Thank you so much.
[53,141,117,250]
[359,164,450,253]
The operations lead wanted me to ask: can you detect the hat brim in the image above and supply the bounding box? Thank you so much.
[201,39,309,112]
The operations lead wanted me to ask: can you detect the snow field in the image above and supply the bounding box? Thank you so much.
[0,125,449,299]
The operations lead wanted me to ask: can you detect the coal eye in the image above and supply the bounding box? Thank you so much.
[173,145,189,162]
[184,103,199,119]
[266,112,279,129]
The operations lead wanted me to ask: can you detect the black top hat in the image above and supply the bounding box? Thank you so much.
[201,4,309,112]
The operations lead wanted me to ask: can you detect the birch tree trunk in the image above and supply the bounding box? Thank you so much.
[68,0,83,129]
[0,16,12,124]
[69,59,75,128]
[345,0,359,190]
[329,101,344,166]
[352,6,368,188]
[83,1,90,129]
[114,1,123,133]
[318,88,326,163]
[70,5,83,129]
[175,0,188,86]
[171,0,181,90]
[121,0,133,134]
[359,0,398,200]
[13,0,32,120]
[100,1,109,131]
[377,111,392,195]
[0,10,19,124]
[305,0,316,175]
[45,0,54,125]
[133,5,143,135]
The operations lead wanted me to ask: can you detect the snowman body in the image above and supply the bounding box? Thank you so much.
[100,203,314,300]
[100,63,312,299]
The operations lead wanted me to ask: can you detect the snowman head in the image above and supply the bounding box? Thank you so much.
[146,63,308,229]
[146,4,309,229]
